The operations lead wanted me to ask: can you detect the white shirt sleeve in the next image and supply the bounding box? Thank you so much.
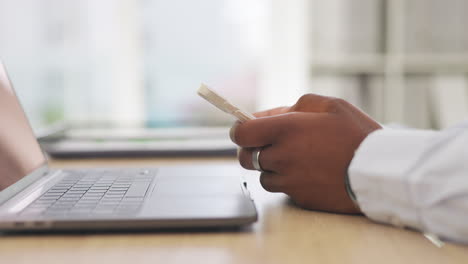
[348,120,468,244]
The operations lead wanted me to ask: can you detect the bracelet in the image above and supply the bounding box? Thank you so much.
[344,172,360,210]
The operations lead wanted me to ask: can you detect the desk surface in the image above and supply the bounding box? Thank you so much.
[0,157,467,264]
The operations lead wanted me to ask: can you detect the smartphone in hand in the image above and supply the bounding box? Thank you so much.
[197,83,255,123]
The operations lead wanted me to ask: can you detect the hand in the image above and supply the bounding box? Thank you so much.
[230,94,382,214]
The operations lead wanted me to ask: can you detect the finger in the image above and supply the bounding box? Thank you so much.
[259,172,284,193]
[231,112,295,147]
[229,106,291,142]
[238,146,286,173]
[229,108,290,143]
[237,147,255,170]
[254,106,291,118]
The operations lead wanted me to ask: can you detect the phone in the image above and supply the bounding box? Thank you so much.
[197,83,255,123]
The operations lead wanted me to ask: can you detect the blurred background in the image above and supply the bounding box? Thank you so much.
[1,0,467,133]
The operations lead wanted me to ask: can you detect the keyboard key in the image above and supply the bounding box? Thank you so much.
[83,193,104,197]
[89,187,109,190]
[111,183,131,187]
[92,183,112,187]
[62,193,83,197]
[55,200,77,204]
[70,187,90,190]
[125,182,151,198]
[49,188,68,192]
[74,184,93,188]
[87,190,107,194]
[59,197,81,201]
[109,187,128,190]
[107,190,127,194]
[67,191,86,195]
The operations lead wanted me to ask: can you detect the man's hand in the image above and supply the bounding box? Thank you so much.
[230,94,382,214]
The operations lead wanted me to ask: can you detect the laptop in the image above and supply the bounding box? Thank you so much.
[38,125,238,158]
[0,61,257,231]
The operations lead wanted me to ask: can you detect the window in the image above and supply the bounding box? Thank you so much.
[0,0,269,130]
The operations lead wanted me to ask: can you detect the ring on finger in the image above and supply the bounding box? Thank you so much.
[252,148,264,172]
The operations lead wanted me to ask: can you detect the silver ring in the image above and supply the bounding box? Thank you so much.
[252,148,264,172]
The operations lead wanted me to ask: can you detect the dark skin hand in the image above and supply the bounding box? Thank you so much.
[230,94,382,214]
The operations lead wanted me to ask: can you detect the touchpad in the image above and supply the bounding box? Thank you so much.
[142,164,256,220]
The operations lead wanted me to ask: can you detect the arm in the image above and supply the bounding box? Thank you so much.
[349,123,468,244]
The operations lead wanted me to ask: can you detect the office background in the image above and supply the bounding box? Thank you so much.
[0,0,467,132]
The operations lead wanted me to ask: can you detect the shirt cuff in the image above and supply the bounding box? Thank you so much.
[348,128,437,229]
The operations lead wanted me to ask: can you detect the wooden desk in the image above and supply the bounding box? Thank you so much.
[1,157,467,264]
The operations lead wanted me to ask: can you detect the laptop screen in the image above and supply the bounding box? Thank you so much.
[0,62,46,192]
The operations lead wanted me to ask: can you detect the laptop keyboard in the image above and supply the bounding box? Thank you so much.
[21,169,156,217]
